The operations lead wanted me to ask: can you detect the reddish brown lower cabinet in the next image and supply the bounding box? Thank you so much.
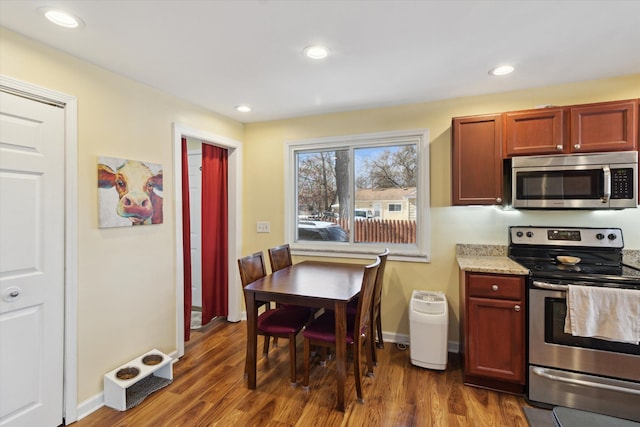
[460,271,526,394]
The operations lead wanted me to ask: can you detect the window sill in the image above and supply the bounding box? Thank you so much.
[291,246,430,263]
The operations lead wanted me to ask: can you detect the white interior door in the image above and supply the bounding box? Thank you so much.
[188,151,202,308]
[0,92,65,427]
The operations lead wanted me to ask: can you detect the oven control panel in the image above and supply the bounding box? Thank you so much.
[509,226,624,248]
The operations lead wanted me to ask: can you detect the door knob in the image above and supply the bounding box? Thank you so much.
[556,145,563,150]
[3,286,21,302]
[514,305,521,312]
[574,144,581,150]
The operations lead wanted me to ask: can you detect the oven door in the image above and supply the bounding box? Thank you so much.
[529,280,640,381]
[528,280,640,421]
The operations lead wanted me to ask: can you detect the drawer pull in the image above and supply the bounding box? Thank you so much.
[491,285,499,291]
[514,305,521,312]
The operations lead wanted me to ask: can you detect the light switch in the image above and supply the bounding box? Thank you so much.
[256,221,270,233]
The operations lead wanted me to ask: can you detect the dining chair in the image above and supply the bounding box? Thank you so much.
[268,243,292,272]
[370,248,389,365]
[346,249,389,366]
[302,257,381,404]
[268,243,318,321]
[238,251,310,385]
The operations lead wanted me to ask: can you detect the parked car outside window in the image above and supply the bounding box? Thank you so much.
[297,220,348,242]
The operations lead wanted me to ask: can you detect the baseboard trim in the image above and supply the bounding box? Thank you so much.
[384,331,459,353]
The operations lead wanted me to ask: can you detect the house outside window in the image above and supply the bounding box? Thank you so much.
[285,129,430,261]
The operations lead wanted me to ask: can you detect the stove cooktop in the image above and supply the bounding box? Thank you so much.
[508,225,640,287]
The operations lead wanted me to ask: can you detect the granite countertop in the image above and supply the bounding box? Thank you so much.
[623,250,640,269]
[456,245,640,275]
[456,244,529,276]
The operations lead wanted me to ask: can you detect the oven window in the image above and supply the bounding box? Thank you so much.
[517,169,602,200]
[544,297,640,355]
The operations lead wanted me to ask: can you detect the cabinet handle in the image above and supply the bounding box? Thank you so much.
[574,144,581,150]
[556,145,563,150]
[514,305,521,312]
[491,285,499,291]
[495,197,502,204]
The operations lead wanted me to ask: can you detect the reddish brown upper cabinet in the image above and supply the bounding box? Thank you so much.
[504,107,567,156]
[570,99,638,153]
[452,114,503,205]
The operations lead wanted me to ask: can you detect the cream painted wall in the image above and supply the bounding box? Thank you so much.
[0,28,243,402]
[243,74,640,347]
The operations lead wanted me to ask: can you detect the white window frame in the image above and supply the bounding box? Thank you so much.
[284,129,430,262]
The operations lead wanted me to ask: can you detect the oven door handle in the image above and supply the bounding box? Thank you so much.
[532,367,640,396]
[532,281,569,291]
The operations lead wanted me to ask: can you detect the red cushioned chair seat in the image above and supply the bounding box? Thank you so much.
[302,312,357,344]
[258,306,311,335]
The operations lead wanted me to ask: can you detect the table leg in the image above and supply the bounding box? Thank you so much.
[245,290,257,389]
[334,301,346,412]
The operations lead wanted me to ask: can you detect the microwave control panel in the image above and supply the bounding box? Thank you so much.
[611,168,634,199]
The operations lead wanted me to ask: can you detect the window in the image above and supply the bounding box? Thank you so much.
[285,129,430,261]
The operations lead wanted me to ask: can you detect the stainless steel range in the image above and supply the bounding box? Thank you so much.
[508,226,640,422]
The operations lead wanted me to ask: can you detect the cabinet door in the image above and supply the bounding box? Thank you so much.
[505,108,566,156]
[571,99,638,153]
[466,297,525,383]
[452,114,503,205]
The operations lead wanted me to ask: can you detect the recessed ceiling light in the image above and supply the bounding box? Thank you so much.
[489,65,515,76]
[235,105,251,113]
[39,7,84,29]
[303,45,329,60]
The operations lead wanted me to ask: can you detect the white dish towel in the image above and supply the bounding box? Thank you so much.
[564,285,640,345]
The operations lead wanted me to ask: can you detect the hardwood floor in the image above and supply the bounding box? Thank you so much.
[73,318,532,426]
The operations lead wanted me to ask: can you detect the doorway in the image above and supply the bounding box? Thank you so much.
[172,125,242,358]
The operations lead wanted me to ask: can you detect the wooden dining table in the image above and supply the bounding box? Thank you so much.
[243,260,366,412]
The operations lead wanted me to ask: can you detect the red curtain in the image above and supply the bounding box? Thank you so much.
[181,138,192,341]
[201,144,229,323]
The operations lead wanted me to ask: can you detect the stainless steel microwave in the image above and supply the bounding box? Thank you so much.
[512,151,638,209]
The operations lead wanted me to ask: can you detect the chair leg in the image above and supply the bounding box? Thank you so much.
[375,311,384,349]
[263,335,270,355]
[273,336,279,347]
[288,333,297,386]
[353,340,364,403]
[303,338,311,390]
[365,333,375,377]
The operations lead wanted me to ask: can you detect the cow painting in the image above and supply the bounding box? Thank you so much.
[98,157,163,227]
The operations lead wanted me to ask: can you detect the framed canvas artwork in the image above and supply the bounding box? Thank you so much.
[97,156,163,228]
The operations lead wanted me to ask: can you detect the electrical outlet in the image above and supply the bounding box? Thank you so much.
[256,221,270,233]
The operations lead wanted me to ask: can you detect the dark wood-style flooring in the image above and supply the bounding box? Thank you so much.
[73,317,532,426]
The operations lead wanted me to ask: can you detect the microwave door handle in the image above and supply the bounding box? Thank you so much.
[601,165,611,204]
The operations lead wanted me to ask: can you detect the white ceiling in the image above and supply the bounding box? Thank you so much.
[1,0,640,123]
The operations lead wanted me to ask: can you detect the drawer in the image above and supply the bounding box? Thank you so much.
[467,273,524,300]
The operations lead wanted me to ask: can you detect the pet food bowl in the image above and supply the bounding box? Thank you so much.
[115,366,140,380]
[142,354,163,366]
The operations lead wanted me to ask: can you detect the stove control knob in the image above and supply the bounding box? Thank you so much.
[596,233,605,240]
[608,233,617,241]
[516,231,524,238]
[526,231,534,238]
